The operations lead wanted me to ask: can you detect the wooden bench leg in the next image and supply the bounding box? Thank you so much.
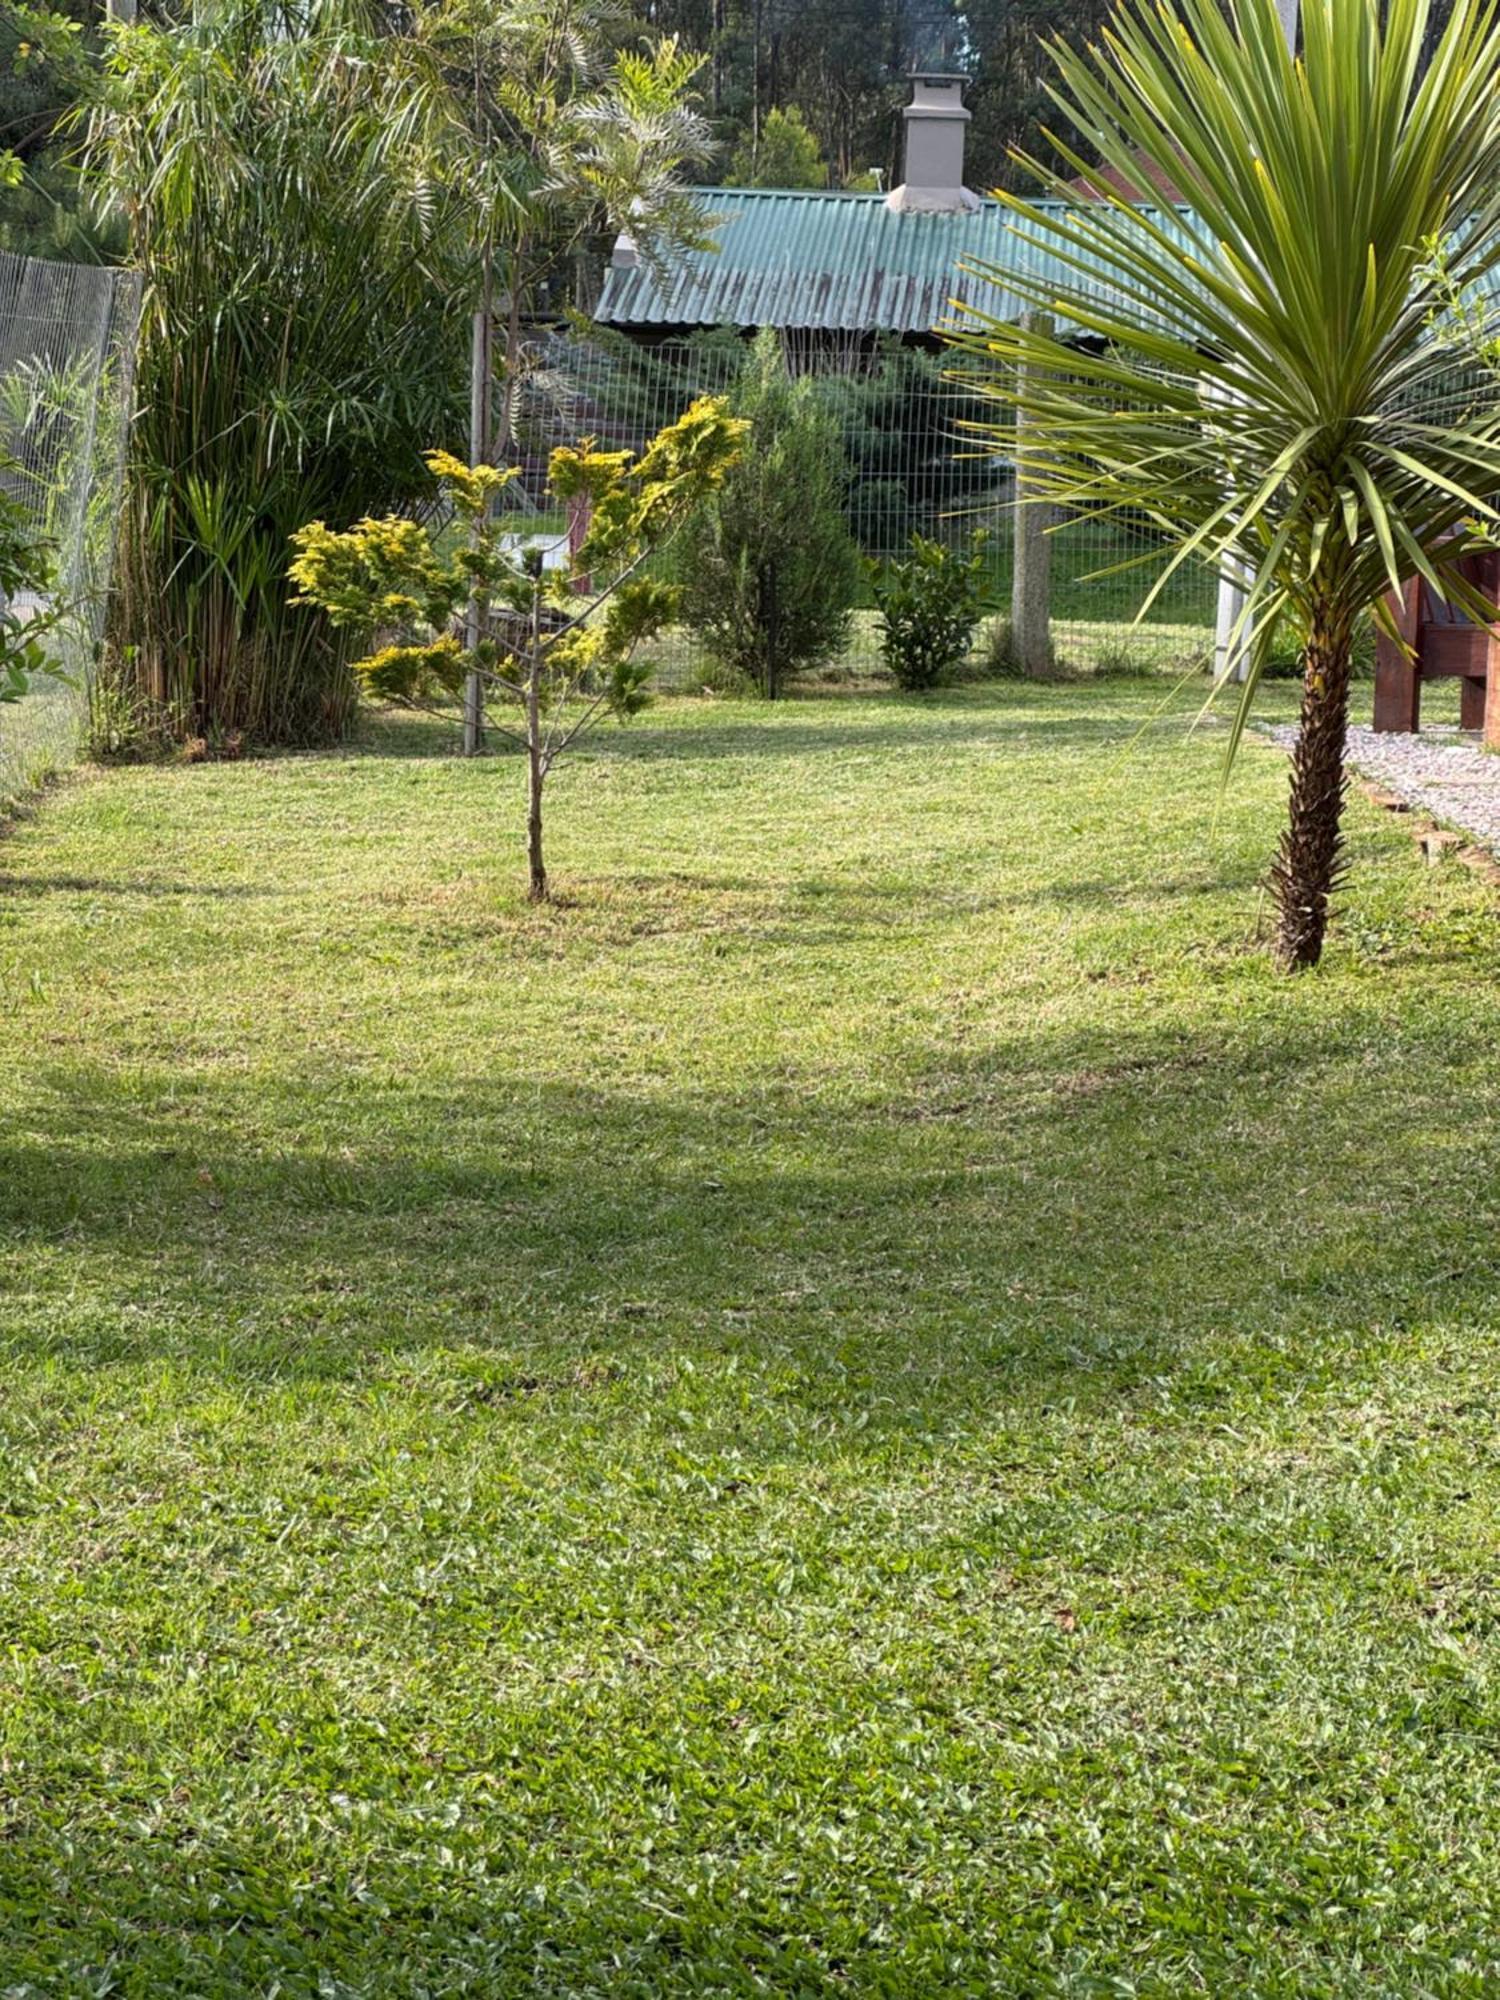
[1374,578,1422,732]
[1374,646,1420,731]
[1462,673,1487,731]
[1486,639,1500,753]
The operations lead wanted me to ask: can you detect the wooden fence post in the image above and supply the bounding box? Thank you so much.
[1012,311,1053,676]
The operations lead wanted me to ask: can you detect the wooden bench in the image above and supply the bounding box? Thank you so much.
[1373,547,1500,747]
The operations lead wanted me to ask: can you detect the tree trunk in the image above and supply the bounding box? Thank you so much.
[525,574,547,903]
[495,263,525,466]
[1271,603,1355,971]
[752,0,763,144]
[462,247,494,758]
[527,733,547,903]
[764,564,779,701]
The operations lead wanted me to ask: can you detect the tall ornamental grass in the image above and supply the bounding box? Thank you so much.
[85,0,470,746]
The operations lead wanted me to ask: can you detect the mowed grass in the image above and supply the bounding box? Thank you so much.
[4,680,1500,1996]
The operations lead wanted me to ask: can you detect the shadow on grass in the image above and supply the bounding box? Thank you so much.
[5,1002,1497,1421]
[0,1815,991,1996]
[581,716,1203,767]
[336,688,1232,771]
[0,872,279,900]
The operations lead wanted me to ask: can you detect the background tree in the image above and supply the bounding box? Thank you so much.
[626,0,899,187]
[0,1,115,260]
[677,327,860,697]
[631,1,1138,194]
[410,0,712,461]
[952,0,1500,969]
[724,104,826,187]
[289,397,746,899]
[961,0,1116,192]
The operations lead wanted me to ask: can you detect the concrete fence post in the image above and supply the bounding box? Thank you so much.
[1213,0,1296,683]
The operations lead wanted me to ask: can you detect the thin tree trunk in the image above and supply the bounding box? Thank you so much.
[527,727,546,901]
[765,565,779,700]
[752,0,763,144]
[495,258,526,466]
[462,248,493,758]
[1271,602,1355,971]
[526,574,547,902]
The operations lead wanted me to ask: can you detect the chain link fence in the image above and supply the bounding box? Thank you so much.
[504,326,1217,688]
[0,251,141,806]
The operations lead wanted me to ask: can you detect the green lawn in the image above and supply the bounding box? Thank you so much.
[5,680,1500,1996]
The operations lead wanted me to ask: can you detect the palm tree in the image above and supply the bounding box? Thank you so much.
[952,0,1500,969]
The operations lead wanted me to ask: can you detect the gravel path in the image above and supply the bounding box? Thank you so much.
[1261,722,1500,855]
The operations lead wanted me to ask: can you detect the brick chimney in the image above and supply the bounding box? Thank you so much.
[887,74,979,214]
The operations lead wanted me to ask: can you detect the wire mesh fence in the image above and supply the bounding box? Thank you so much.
[504,325,1218,689]
[0,252,141,805]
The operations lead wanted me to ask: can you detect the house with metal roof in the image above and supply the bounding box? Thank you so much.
[595,185,1010,340]
[579,76,1214,685]
[595,76,1002,342]
[593,75,1195,346]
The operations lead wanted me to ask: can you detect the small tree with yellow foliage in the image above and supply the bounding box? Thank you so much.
[289,397,746,901]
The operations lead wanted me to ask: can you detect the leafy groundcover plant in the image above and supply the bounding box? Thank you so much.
[951,0,1500,968]
[289,397,745,901]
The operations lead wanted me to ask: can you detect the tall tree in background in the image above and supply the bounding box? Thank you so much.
[633,2,1487,195]
[0,1,115,259]
[637,0,916,186]
[632,1,1128,192]
[724,104,826,185]
[413,0,713,464]
[961,0,1117,190]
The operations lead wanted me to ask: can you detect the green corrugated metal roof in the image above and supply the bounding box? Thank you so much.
[593,187,1200,335]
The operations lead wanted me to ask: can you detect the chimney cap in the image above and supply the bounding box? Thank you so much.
[888,68,976,212]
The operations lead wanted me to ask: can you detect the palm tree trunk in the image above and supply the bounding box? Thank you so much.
[1271,603,1355,971]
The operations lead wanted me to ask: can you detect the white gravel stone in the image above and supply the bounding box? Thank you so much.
[1260,722,1500,856]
